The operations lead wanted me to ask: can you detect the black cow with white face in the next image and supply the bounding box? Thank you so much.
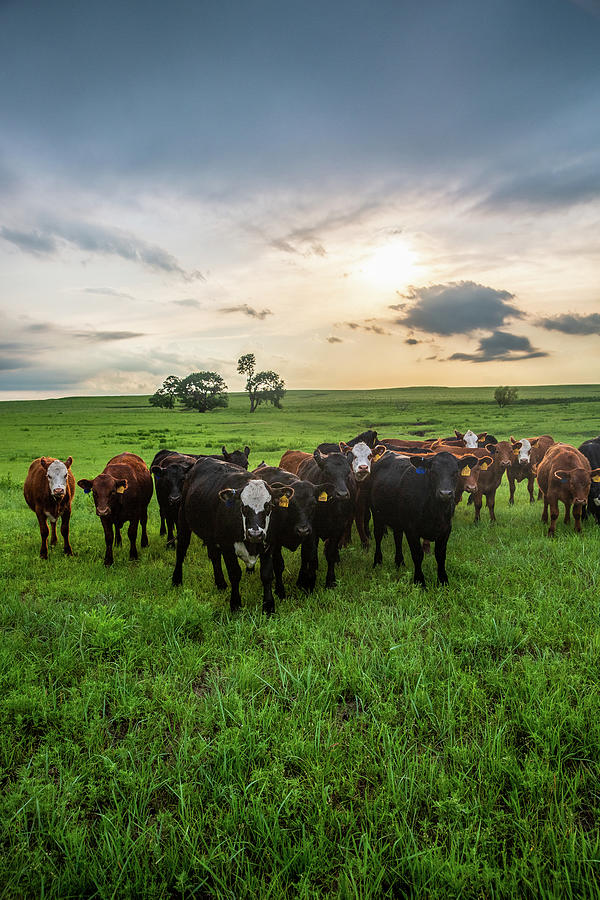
[579,437,600,524]
[172,457,293,614]
[370,450,467,587]
[150,452,196,546]
[295,449,357,589]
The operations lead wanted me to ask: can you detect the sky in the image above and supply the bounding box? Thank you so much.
[1,0,599,399]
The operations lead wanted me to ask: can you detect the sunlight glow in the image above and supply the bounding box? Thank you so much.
[359,240,418,289]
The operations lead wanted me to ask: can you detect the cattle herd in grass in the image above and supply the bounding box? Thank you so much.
[23,428,600,614]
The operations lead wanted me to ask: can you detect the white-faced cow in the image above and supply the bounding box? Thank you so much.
[24,456,75,559]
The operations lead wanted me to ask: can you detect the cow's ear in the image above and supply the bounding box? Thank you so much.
[454,430,463,439]
[485,444,497,454]
[591,468,600,483]
[270,484,295,507]
[221,445,228,457]
[64,456,73,469]
[410,455,432,474]
[244,446,250,458]
[40,457,52,470]
[115,479,127,494]
[462,455,479,469]
[78,479,93,493]
[150,465,163,476]
[372,444,387,462]
[313,449,326,468]
[477,432,487,441]
[554,469,570,483]
[181,459,195,471]
[529,438,540,447]
[478,455,494,470]
[510,436,516,444]
[339,441,352,454]
[218,487,237,504]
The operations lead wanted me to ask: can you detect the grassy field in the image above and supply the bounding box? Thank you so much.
[1,385,600,898]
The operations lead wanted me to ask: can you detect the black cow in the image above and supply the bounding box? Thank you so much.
[316,429,379,454]
[151,445,250,471]
[252,465,321,598]
[295,449,357,589]
[172,458,293,614]
[150,452,196,546]
[370,450,473,587]
[579,437,600,524]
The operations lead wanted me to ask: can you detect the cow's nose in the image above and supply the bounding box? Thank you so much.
[169,495,181,506]
[519,459,528,466]
[96,507,110,517]
[53,488,65,497]
[439,490,454,501]
[336,490,350,500]
[246,527,264,541]
[295,525,311,538]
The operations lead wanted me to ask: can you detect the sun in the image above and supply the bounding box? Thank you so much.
[359,239,418,289]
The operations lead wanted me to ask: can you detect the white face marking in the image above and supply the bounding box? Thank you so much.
[239,480,272,539]
[463,430,478,448]
[594,498,600,507]
[46,460,69,494]
[516,438,531,463]
[350,442,372,477]
[234,542,259,569]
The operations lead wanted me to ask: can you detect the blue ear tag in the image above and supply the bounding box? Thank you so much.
[415,466,426,475]
[84,487,91,494]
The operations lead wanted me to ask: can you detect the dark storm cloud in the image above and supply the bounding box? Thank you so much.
[326,336,343,343]
[391,282,522,336]
[448,331,548,363]
[219,304,272,320]
[478,159,600,212]
[536,312,600,335]
[0,226,57,255]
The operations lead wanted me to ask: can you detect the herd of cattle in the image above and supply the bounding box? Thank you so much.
[23,428,600,614]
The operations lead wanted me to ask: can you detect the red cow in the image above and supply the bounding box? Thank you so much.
[536,443,600,537]
[78,452,153,565]
[24,456,75,559]
[279,450,312,474]
[435,441,513,522]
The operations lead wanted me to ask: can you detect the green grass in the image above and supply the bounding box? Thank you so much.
[1,385,600,898]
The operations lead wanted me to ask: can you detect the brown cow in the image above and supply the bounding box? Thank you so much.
[24,456,75,559]
[78,452,153,565]
[528,435,556,500]
[536,443,600,537]
[279,450,312,475]
[435,441,513,522]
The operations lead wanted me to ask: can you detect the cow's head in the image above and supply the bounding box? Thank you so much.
[218,479,294,543]
[457,454,491,493]
[409,451,461,503]
[456,429,484,448]
[510,436,532,465]
[41,456,72,499]
[313,449,353,499]
[554,467,596,505]
[275,479,319,540]
[488,441,513,470]
[221,445,251,469]
[78,473,127,518]
[151,457,195,507]
[338,441,387,482]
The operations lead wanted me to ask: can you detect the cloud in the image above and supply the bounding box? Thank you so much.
[326,336,343,343]
[477,158,600,212]
[219,304,272,320]
[0,226,57,255]
[83,287,138,301]
[405,338,420,345]
[339,320,391,336]
[448,331,548,363]
[71,330,146,342]
[0,355,32,371]
[391,281,522,336]
[536,312,600,335]
[172,298,202,308]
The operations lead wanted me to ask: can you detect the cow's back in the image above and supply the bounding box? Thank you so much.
[280,450,311,474]
[537,444,589,494]
[105,453,153,506]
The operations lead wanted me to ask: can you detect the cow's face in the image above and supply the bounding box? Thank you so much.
[457,455,491,493]
[78,473,127,518]
[313,449,353,499]
[410,451,460,503]
[151,460,194,507]
[462,430,479,448]
[511,437,532,465]
[489,441,513,470]
[554,467,592,505]
[41,456,72,499]
[219,479,294,543]
[222,445,251,469]
[339,441,386,481]
[282,480,317,539]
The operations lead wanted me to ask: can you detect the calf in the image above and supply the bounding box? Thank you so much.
[537,443,599,537]
[172,457,293,614]
[436,441,513,522]
[150,452,196,546]
[78,452,153,565]
[370,450,465,587]
[252,465,320,598]
[507,436,536,504]
[579,437,600,524]
[295,449,357,589]
[24,456,75,559]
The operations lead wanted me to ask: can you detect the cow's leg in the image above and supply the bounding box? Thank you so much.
[160,514,167,537]
[564,501,571,525]
[207,541,227,590]
[60,510,73,556]
[363,505,371,539]
[508,474,516,506]
[372,515,385,567]
[102,519,115,566]
[272,545,286,599]
[127,518,139,560]
[114,525,122,547]
[548,498,559,537]
[541,495,548,523]
[221,546,242,612]
[527,475,535,503]
[325,529,344,589]
[36,511,50,559]
[574,502,583,533]
[171,513,191,586]
[297,536,317,592]
[260,549,275,615]
[537,487,543,501]
[355,492,369,550]
[339,520,352,547]
[50,520,58,545]
[393,528,405,567]
[165,511,176,548]
[486,490,497,523]
[434,534,450,585]
[406,532,426,588]
[473,491,483,523]
[140,508,149,548]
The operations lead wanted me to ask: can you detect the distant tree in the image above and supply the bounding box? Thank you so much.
[237,353,286,412]
[149,374,182,408]
[494,385,518,408]
[177,372,229,412]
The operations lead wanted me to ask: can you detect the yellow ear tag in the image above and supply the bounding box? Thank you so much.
[480,462,489,471]
[592,475,600,483]
[116,485,126,494]
[460,465,471,476]
[373,453,382,462]
[318,491,328,502]
[279,495,289,508]
[514,449,519,456]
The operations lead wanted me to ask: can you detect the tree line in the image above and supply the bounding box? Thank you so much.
[149,354,285,413]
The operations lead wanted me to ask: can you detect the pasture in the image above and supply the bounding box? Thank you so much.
[1,384,600,899]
